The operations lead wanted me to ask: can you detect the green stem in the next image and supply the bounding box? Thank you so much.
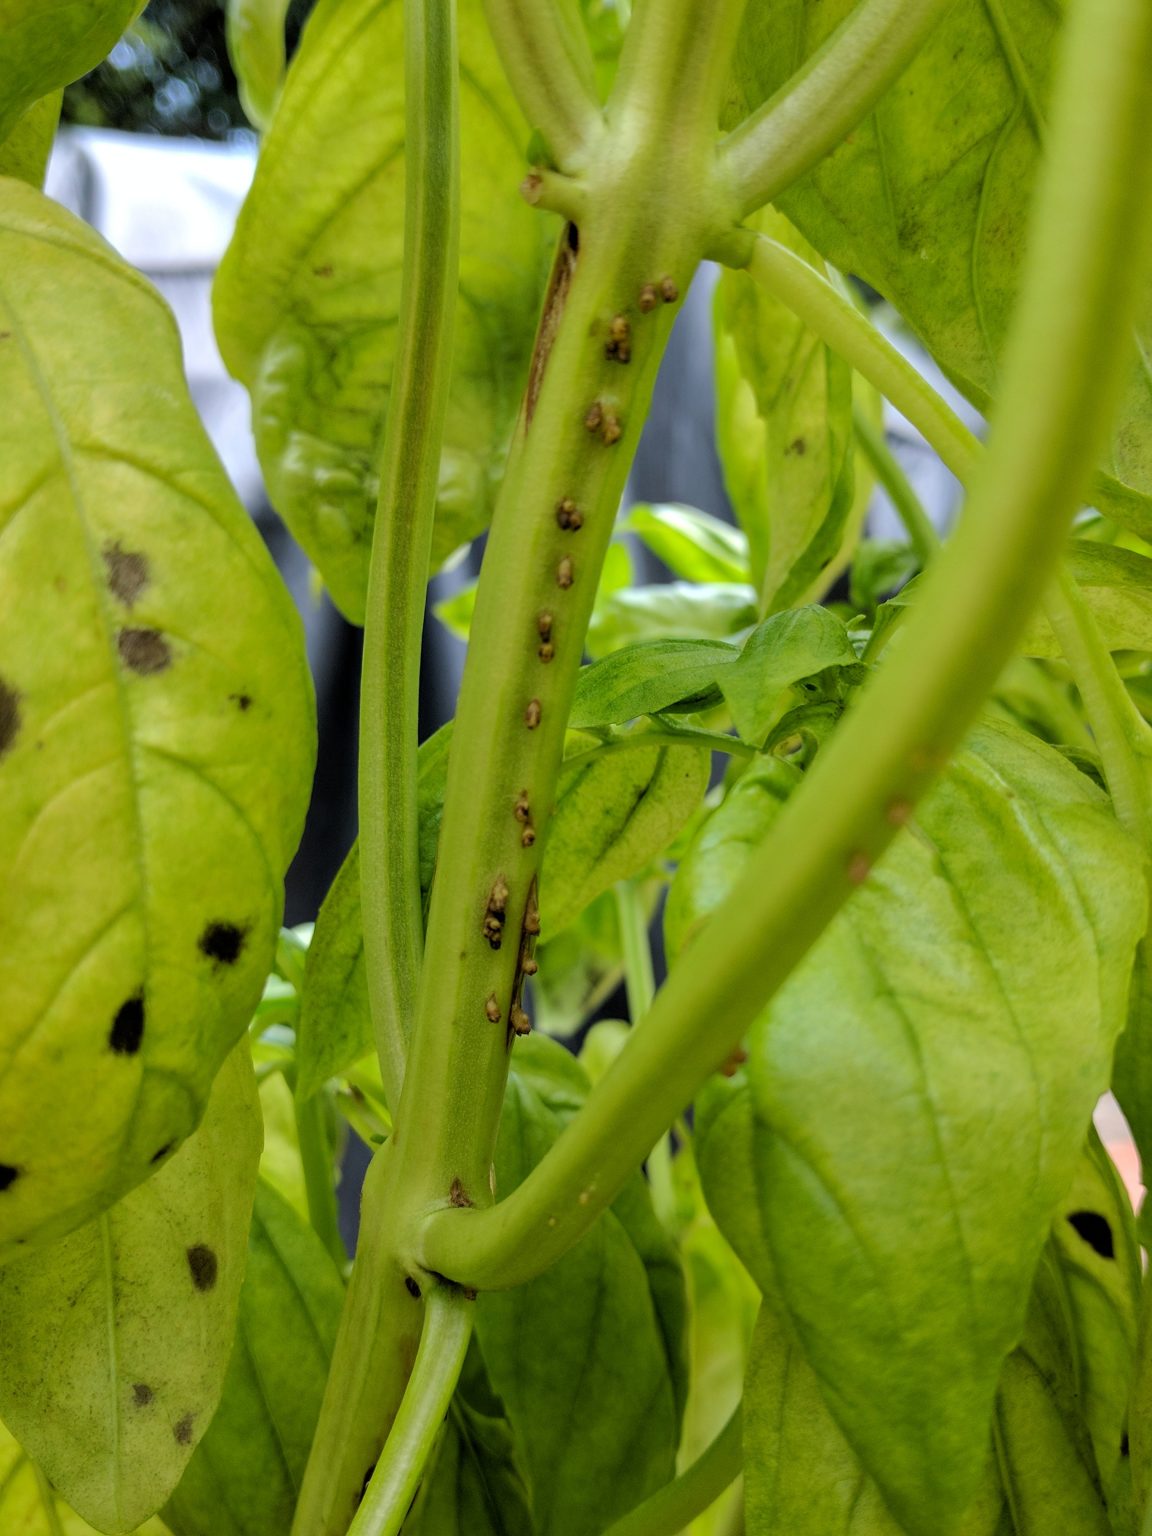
[346,1286,473,1536]
[615,878,656,1023]
[614,879,675,1225]
[745,236,982,485]
[852,403,941,564]
[480,0,603,171]
[358,0,459,1111]
[300,2,751,1525]
[600,1405,744,1536]
[418,0,1152,1292]
[1043,568,1152,843]
[719,0,954,219]
[294,1090,346,1270]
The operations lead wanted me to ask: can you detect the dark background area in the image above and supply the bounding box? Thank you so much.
[63,0,315,138]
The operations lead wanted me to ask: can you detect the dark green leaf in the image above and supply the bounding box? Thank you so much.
[0,182,315,1258]
[297,842,370,1102]
[849,538,921,616]
[725,2,1152,534]
[214,0,550,621]
[164,1180,345,1536]
[474,1036,685,1536]
[0,1043,262,1533]
[569,641,740,729]
[714,210,855,610]
[542,746,710,934]
[621,503,750,585]
[695,722,1146,1532]
[717,605,863,746]
[406,1400,534,1536]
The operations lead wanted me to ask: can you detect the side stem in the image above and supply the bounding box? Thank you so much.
[719,0,954,219]
[358,0,459,1110]
[346,1286,473,1536]
[480,0,603,170]
[418,0,1152,1292]
[600,1404,744,1536]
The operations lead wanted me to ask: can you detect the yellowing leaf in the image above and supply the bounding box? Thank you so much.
[0,181,315,1257]
[214,0,550,621]
[0,1419,169,1535]
[0,1043,262,1534]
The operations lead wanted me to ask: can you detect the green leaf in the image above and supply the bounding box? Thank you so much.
[0,92,61,188]
[297,842,371,1102]
[1018,543,1152,658]
[406,1400,534,1536]
[533,888,630,1038]
[694,721,1147,1532]
[717,605,863,746]
[0,181,315,1258]
[714,210,855,610]
[257,1070,309,1223]
[0,1042,262,1534]
[1048,1133,1141,1496]
[474,1036,684,1536]
[725,2,1152,535]
[569,641,740,729]
[542,745,710,934]
[993,1252,1112,1536]
[225,0,291,131]
[214,0,549,622]
[620,504,750,585]
[586,580,759,658]
[743,1307,1004,1536]
[0,0,141,141]
[0,1419,169,1535]
[164,1181,345,1536]
[664,756,799,964]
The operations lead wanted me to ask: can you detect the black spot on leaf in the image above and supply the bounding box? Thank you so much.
[173,1413,194,1445]
[0,678,21,759]
[1122,1432,1130,1457]
[133,1384,154,1407]
[1067,1210,1115,1259]
[198,922,246,966]
[0,1164,18,1192]
[118,628,171,675]
[150,1141,174,1165]
[108,994,145,1055]
[102,542,150,607]
[187,1244,218,1292]
[229,693,252,712]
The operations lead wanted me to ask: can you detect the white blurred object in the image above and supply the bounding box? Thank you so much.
[46,127,262,509]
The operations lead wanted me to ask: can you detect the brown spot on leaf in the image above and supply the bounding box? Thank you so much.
[187,1244,219,1291]
[118,628,171,675]
[109,993,145,1055]
[198,922,246,965]
[787,437,807,456]
[449,1178,472,1208]
[230,693,253,712]
[0,1164,18,1192]
[102,542,150,607]
[173,1413,195,1445]
[133,1384,154,1408]
[0,678,21,759]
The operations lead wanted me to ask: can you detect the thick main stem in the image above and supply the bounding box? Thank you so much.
[297,2,750,1528]
[419,0,1152,1293]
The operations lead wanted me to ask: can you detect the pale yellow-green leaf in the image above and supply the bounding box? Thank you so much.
[214,0,550,621]
[0,92,61,188]
[0,1,142,141]
[257,1069,308,1223]
[0,1420,168,1535]
[225,0,291,132]
[0,1043,262,1534]
[0,181,314,1258]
